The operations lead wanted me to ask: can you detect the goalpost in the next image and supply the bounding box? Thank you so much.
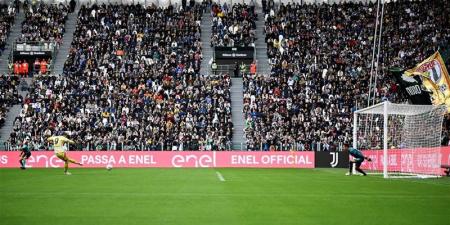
[353,101,447,178]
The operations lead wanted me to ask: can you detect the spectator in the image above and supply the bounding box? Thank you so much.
[0,4,15,54]
[210,2,256,47]
[13,61,20,75]
[39,59,47,75]
[250,61,256,75]
[212,60,218,75]
[10,4,233,152]
[70,0,76,13]
[233,62,239,77]
[243,0,450,150]
[0,75,21,131]
[18,2,69,46]
[21,60,29,77]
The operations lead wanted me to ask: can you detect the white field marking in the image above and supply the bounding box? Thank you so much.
[317,169,450,186]
[216,171,225,181]
[395,178,450,187]
[2,192,450,199]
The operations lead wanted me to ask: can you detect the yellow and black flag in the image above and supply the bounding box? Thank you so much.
[404,51,450,111]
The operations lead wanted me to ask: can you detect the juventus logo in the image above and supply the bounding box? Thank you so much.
[330,152,339,167]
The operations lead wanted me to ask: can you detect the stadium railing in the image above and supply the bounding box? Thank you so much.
[211,64,232,74]
[1,141,345,151]
[13,41,57,52]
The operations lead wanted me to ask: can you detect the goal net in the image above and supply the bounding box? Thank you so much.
[353,101,447,178]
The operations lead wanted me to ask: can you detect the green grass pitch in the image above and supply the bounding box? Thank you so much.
[1,168,449,225]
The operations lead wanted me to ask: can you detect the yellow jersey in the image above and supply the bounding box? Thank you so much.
[47,136,75,153]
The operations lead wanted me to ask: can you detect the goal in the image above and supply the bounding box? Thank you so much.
[353,101,447,178]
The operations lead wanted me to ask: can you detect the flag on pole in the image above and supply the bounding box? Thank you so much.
[390,67,432,105]
[404,51,450,111]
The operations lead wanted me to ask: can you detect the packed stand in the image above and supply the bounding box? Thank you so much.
[210,2,257,47]
[0,75,21,131]
[243,0,450,151]
[17,2,69,45]
[0,4,15,55]
[9,4,233,151]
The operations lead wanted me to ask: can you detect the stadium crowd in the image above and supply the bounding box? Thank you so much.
[17,2,69,45]
[9,3,233,151]
[0,75,21,130]
[210,2,257,47]
[0,4,15,54]
[243,0,450,150]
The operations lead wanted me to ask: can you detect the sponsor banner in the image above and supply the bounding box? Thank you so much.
[360,147,450,175]
[14,51,52,57]
[443,148,450,166]
[214,46,254,60]
[222,151,314,168]
[0,151,314,168]
[315,151,349,168]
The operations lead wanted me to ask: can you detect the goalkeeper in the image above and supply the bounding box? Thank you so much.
[343,143,371,176]
[19,140,31,169]
[47,135,83,175]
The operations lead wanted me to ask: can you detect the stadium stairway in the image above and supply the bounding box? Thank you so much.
[53,7,79,74]
[0,99,22,146]
[0,77,30,146]
[0,11,25,74]
[224,8,270,150]
[200,11,213,75]
[231,78,246,149]
[199,10,246,149]
[0,11,25,147]
[255,8,270,74]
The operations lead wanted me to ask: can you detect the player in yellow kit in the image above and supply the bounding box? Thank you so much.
[47,135,83,175]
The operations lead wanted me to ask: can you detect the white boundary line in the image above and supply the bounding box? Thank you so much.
[216,171,225,182]
[3,192,449,199]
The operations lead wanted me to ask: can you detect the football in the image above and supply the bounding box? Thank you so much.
[106,164,113,171]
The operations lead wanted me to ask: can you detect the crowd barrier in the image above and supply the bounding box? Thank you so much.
[361,148,450,175]
[0,151,315,168]
[1,148,449,175]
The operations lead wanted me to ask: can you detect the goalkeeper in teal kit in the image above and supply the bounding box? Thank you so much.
[343,143,371,176]
[19,140,31,169]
